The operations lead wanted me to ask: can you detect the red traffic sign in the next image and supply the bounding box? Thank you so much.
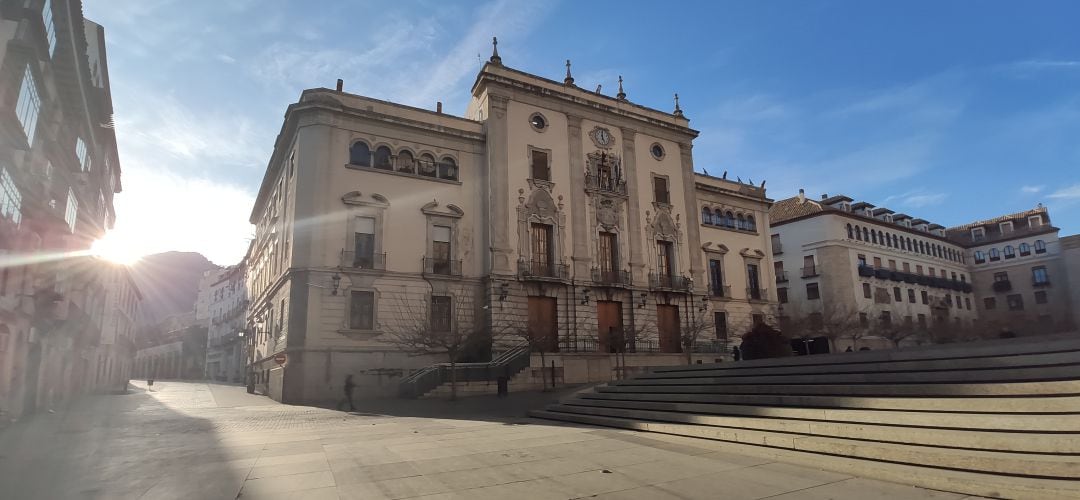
[273,353,287,365]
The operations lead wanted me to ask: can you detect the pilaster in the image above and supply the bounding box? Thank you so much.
[486,94,513,274]
[620,127,647,284]
[567,115,591,277]
[679,142,704,286]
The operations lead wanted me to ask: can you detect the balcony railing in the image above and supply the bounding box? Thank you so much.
[518,260,569,280]
[340,250,386,270]
[801,265,819,278]
[746,287,768,302]
[649,273,692,292]
[1033,279,1051,288]
[992,280,1012,293]
[592,268,632,286]
[776,270,789,283]
[584,173,627,195]
[709,284,732,298]
[422,257,462,277]
[857,264,875,277]
[771,243,783,255]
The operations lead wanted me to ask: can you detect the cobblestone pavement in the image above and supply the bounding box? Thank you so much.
[0,381,977,499]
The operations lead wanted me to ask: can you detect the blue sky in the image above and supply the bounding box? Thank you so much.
[85,0,1080,265]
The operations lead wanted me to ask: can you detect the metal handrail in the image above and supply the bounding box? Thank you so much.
[398,342,530,398]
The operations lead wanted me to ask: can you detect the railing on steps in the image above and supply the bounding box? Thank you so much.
[398,342,531,398]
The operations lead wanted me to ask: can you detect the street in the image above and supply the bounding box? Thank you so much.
[0,382,973,499]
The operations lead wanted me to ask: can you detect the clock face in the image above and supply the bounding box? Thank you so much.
[593,127,613,147]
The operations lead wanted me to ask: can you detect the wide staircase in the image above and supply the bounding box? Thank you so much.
[530,335,1080,499]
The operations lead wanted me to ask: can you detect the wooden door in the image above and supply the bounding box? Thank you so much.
[528,296,558,352]
[657,305,681,353]
[596,301,623,353]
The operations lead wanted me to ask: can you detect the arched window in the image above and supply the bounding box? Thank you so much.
[702,207,713,225]
[724,211,735,228]
[373,146,392,170]
[418,153,437,177]
[1034,239,1047,254]
[855,226,863,241]
[974,250,985,263]
[871,230,878,244]
[438,156,458,180]
[862,227,869,241]
[349,141,371,166]
[892,234,899,248]
[736,214,746,230]
[746,215,756,231]
[878,231,885,246]
[397,150,415,173]
[1003,245,1015,259]
[1019,242,1030,256]
[989,248,999,260]
[906,237,912,252]
[846,224,853,239]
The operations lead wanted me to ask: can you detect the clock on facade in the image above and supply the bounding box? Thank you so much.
[590,127,614,148]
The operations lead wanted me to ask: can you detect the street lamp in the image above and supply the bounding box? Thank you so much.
[330,273,342,295]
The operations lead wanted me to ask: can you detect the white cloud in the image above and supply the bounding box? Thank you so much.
[883,189,948,209]
[1020,185,1044,194]
[1000,59,1080,77]
[107,168,255,265]
[215,53,237,64]
[1048,184,1080,200]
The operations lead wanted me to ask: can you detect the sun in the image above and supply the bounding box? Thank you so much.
[91,234,145,265]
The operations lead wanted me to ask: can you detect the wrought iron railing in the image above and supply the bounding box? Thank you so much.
[518,259,569,280]
[776,270,788,283]
[422,257,462,276]
[340,250,386,270]
[398,342,531,399]
[709,284,731,298]
[801,265,818,278]
[592,268,631,286]
[992,280,1012,292]
[746,287,768,301]
[648,273,691,292]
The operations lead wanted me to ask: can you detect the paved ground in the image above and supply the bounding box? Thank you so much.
[0,381,977,499]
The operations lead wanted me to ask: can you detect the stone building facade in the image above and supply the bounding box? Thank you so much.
[202,264,246,383]
[245,46,778,404]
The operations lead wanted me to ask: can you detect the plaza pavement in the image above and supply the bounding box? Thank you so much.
[0,381,980,499]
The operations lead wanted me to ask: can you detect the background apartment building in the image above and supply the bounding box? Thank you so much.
[91,261,140,392]
[244,47,777,404]
[0,0,123,419]
[770,191,977,350]
[947,207,1075,334]
[202,263,246,383]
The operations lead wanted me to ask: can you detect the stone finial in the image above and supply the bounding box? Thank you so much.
[673,93,684,117]
[616,76,626,100]
[564,60,575,86]
[489,36,502,65]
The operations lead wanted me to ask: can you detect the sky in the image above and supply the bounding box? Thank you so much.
[84,0,1080,266]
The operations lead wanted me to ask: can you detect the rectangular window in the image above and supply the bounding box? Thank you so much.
[64,188,78,233]
[908,289,916,303]
[862,282,872,298]
[349,291,374,330]
[928,267,935,277]
[43,0,57,56]
[902,262,910,272]
[746,263,761,299]
[916,265,923,275]
[880,311,892,328]
[353,217,375,268]
[1007,294,1024,311]
[802,255,816,277]
[873,257,882,267]
[1035,290,1048,304]
[653,176,670,204]
[984,297,996,310]
[994,271,1009,282]
[971,227,985,241]
[965,297,971,310]
[1028,216,1042,228]
[771,234,782,254]
[945,294,953,307]
[874,287,890,304]
[857,254,866,266]
[773,261,785,282]
[999,221,1013,234]
[921,290,929,305]
[15,66,41,146]
[714,311,727,340]
[432,225,452,274]
[859,313,869,328]
[599,231,618,273]
[893,286,902,302]
[531,223,553,271]
[657,240,674,277]
[888,259,896,270]
[1032,266,1049,286]
[777,287,788,303]
[76,138,90,171]
[431,296,452,332]
[709,258,725,296]
[805,283,819,300]
[530,149,550,181]
[0,167,22,226]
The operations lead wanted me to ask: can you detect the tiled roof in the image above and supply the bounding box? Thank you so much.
[769,196,824,224]
[945,207,1057,246]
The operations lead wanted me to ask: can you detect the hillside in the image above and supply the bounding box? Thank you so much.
[130,251,218,325]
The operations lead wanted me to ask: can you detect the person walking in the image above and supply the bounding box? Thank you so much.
[340,374,357,411]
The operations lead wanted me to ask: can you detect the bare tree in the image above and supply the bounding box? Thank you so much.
[382,285,483,401]
[681,306,715,365]
[495,317,557,390]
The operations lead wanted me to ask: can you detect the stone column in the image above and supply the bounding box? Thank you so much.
[620,127,647,284]
[486,94,513,275]
[567,115,591,277]
[678,142,704,286]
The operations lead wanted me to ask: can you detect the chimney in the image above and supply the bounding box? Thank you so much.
[436,101,443,114]
[798,189,805,203]
[335,79,343,92]
[821,193,828,200]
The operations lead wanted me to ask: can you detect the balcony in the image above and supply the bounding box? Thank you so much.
[888,271,903,282]
[771,243,783,255]
[709,284,732,298]
[1033,279,1051,288]
[776,270,789,283]
[746,287,768,302]
[518,260,569,281]
[801,265,819,278]
[584,173,627,196]
[992,280,1012,293]
[874,268,891,279]
[592,268,632,287]
[649,273,692,292]
[422,257,462,277]
[340,250,386,270]
[857,265,875,277]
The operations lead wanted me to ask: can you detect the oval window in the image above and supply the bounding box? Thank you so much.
[650,143,665,160]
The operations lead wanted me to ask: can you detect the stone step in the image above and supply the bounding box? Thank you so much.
[530,409,1080,479]
[654,335,1080,373]
[552,400,1080,451]
[609,364,1080,387]
[596,378,1080,397]
[580,391,1080,413]
[639,350,1080,380]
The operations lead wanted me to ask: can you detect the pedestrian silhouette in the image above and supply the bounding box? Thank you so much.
[339,374,356,411]
[732,345,741,361]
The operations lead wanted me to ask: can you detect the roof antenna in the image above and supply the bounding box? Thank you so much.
[489,36,502,65]
[616,76,626,100]
[673,93,684,117]
[564,59,575,86]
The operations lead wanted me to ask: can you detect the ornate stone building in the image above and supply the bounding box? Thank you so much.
[245,42,777,404]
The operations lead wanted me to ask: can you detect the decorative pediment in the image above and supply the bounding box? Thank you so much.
[421,200,464,218]
[655,211,677,238]
[342,191,390,207]
[739,248,766,259]
[526,188,558,219]
[702,242,729,254]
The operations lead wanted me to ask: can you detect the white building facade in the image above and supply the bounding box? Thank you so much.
[203,265,247,383]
